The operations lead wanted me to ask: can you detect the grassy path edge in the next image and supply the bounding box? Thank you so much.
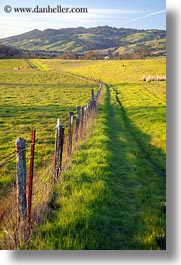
[26,83,166,250]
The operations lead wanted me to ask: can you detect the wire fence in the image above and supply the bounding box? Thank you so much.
[0,82,103,249]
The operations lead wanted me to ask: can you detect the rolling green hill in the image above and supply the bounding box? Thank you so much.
[0,26,166,57]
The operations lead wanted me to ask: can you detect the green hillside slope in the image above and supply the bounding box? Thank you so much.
[0,26,166,57]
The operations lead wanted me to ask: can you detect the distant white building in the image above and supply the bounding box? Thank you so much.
[104,56,110,60]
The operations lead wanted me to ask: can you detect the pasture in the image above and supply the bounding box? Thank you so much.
[0,59,96,197]
[0,58,166,249]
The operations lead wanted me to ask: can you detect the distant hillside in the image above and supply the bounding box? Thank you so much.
[0,26,166,58]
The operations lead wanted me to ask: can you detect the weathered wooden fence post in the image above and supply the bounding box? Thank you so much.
[91,89,95,101]
[91,88,97,113]
[96,82,102,101]
[76,106,81,141]
[87,101,91,115]
[59,125,64,175]
[80,107,85,137]
[27,130,36,224]
[54,119,64,182]
[68,112,74,156]
[15,138,27,220]
[84,106,87,129]
[54,118,60,181]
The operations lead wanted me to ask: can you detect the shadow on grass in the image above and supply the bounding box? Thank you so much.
[111,85,166,177]
[29,85,166,250]
[83,85,166,249]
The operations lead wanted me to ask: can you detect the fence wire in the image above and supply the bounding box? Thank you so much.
[0,82,103,249]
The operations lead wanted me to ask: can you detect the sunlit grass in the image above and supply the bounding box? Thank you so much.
[28,82,166,250]
[48,58,166,154]
[0,59,96,196]
[0,58,166,250]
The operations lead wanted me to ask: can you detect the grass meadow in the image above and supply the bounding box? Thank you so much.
[0,59,96,197]
[0,58,166,249]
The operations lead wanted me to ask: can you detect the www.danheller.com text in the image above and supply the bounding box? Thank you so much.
[4,5,88,14]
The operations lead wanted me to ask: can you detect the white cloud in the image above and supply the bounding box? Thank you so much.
[122,10,166,26]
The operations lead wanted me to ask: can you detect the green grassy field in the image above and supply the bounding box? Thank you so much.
[0,58,166,249]
[42,58,166,154]
[0,59,96,197]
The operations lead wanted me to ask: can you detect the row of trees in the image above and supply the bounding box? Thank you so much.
[0,45,59,59]
[58,46,152,60]
[1,44,164,60]
[0,44,22,59]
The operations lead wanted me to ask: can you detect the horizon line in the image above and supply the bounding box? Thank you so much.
[0,24,166,40]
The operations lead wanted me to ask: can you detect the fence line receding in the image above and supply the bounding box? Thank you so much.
[0,82,103,249]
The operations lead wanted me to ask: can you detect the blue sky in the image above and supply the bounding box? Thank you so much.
[0,0,166,38]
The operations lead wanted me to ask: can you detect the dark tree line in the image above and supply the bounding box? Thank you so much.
[0,44,22,58]
[0,43,163,60]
